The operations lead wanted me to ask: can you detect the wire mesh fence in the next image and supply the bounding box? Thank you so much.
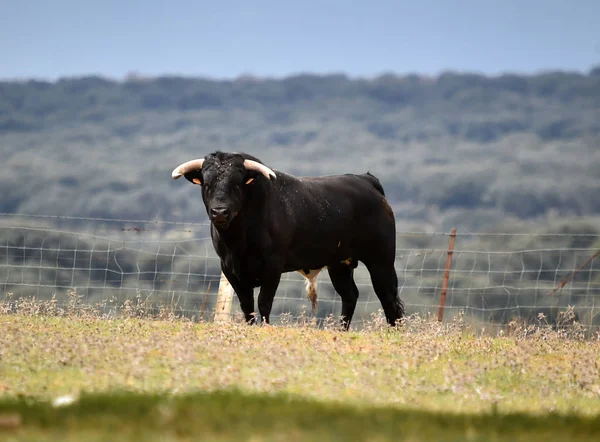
[1,213,599,332]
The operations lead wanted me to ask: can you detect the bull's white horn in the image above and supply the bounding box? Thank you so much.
[243,159,276,180]
[171,158,205,179]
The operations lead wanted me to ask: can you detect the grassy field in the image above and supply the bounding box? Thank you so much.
[1,303,599,441]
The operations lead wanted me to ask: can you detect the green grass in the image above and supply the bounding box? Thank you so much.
[0,311,599,441]
[1,389,600,442]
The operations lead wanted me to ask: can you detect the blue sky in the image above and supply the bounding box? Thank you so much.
[1,0,598,80]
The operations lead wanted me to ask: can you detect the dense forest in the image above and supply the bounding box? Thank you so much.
[2,66,600,233]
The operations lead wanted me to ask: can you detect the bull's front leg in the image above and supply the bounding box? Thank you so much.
[221,265,256,324]
[257,269,283,325]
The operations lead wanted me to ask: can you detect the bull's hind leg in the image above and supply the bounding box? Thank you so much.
[365,261,404,327]
[327,262,360,330]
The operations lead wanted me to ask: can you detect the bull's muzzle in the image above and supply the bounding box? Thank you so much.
[210,207,231,227]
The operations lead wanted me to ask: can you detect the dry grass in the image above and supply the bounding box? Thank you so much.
[1,293,600,440]
[1,292,599,418]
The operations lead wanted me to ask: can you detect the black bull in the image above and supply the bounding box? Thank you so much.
[172,151,404,329]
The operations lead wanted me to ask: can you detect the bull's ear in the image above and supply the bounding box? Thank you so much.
[183,170,203,185]
[244,169,261,185]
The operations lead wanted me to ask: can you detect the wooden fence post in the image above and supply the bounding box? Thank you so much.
[214,271,234,323]
[438,228,457,322]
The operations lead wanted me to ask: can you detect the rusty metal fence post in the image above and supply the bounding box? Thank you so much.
[437,228,457,322]
[547,249,600,296]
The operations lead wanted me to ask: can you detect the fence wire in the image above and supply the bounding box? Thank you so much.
[1,214,599,331]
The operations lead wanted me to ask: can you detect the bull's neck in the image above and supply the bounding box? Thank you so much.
[213,215,248,251]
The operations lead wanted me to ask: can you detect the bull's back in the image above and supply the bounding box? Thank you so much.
[276,173,395,270]
[295,173,392,227]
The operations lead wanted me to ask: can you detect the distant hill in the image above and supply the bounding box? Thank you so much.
[2,67,600,232]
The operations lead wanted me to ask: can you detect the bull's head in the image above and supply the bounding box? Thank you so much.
[171,152,276,229]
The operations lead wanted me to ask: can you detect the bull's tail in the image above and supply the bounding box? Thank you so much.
[362,171,385,196]
[362,171,395,223]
